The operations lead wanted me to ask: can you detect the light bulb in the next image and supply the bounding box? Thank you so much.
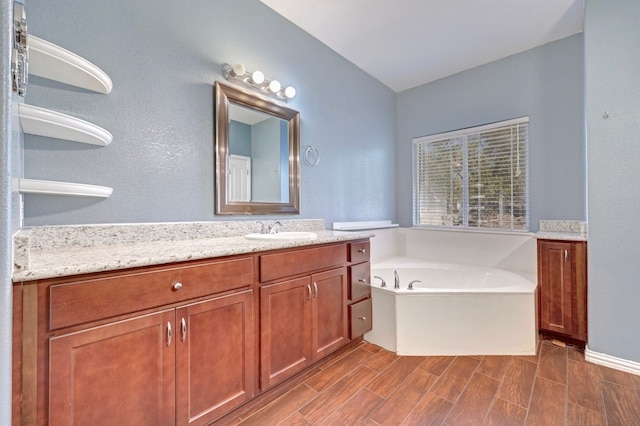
[251,70,264,85]
[284,86,296,99]
[269,80,281,93]
[231,63,245,76]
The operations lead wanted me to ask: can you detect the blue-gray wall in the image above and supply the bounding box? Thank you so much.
[396,34,586,231]
[23,0,397,226]
[251,117,282,201]
[228,120,251,157]
[585,0,640,363]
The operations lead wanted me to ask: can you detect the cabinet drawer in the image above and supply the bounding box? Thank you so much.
[349,298,372,339]
[348,262,371,301]
[348,241,370,263]
[50,257,254,330]
[259,244,346,282]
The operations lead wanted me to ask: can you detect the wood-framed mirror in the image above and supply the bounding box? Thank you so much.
[214,81,300,215]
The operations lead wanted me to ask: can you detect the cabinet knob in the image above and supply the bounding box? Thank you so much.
[358,316,367,321]
[358,248,366,254]
[358,278,367,284]
[172,282,183,291]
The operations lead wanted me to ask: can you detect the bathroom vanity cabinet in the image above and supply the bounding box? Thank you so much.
[17,256,255,426]
[12,239,370,425]
[537,239,587,343]
[347,241,372,339]
[259,244,349,388]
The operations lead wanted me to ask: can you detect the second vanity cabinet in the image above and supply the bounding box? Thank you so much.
[537,239,588,343]
[259,244,348,389]
[14,239,370,425]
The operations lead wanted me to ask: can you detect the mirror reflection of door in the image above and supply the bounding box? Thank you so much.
[228,103,289,203]
[228,154,251,202]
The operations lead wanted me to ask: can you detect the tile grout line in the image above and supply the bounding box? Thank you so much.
[441,356,488,424]
[298,350,384,424]
[523,344,543,425]
[365,355,432,424]
[396,355,461,425]
[479,357,513,425]
[599,372,609,425]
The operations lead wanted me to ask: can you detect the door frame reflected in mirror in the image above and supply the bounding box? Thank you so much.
[214,81,300,215]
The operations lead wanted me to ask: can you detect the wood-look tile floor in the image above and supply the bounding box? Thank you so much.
[229,340,640,425]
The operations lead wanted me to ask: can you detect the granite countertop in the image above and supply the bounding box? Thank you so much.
[533,232,587,242]
[13,220,373,282]
[533,220,588,242]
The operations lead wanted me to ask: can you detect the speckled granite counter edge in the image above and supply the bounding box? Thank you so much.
[535,220,587,242]
[13,219,374,282]
[534,232,587,242]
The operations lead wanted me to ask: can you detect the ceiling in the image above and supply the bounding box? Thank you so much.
[260,0,584,92]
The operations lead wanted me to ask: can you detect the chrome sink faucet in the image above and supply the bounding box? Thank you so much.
[264,221,282,234]
[394,270,400,289]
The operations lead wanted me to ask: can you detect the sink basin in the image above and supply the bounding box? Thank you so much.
[244,231,318,241]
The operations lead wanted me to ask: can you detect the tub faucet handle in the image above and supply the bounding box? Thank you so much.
[373,276,386,288]
[408,280,421,290]
[394,270,400,289]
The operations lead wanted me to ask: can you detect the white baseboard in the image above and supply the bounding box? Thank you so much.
[585,347,640,376]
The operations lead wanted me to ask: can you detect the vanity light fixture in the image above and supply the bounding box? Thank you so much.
[222,63,296,102]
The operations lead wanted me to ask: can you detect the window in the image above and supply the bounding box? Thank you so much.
[413,117,529,231]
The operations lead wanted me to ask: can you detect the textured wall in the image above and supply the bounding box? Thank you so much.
[23,0,397,226]
[396,34,586,231]
[585,0,640,362]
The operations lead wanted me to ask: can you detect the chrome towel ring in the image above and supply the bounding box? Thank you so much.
[303,145,320,167]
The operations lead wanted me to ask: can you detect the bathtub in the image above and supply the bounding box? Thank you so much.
[364,257,538,356]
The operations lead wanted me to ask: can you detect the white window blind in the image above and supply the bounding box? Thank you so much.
[413,117,529,231]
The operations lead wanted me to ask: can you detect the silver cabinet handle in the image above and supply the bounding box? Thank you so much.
[358,248,367,254]
[313,282,318,298]
[358,316,367,321]
[307,284,312,301]
[167,322,172,347]
[565,250,568,262]
[173,282,183,291]
[181,318,187,342]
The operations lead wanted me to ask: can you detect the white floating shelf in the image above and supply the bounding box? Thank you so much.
[332,220,400,231]
[19,179,113,198]
[28,35,113,94]
[19,104,112,146]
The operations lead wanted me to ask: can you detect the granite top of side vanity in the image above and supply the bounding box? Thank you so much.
[13,219,373,282]
[534,220,588,242]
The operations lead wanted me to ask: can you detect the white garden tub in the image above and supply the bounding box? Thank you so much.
[365,257,538,356]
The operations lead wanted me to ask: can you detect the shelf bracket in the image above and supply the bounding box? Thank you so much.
[12,2,28,97]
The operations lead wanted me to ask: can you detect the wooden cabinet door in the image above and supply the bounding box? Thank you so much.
[49,310,176,426]
[311,267,348,360]
[260,277,312,389]
[538,240,574,336]
[175,290,254,426]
